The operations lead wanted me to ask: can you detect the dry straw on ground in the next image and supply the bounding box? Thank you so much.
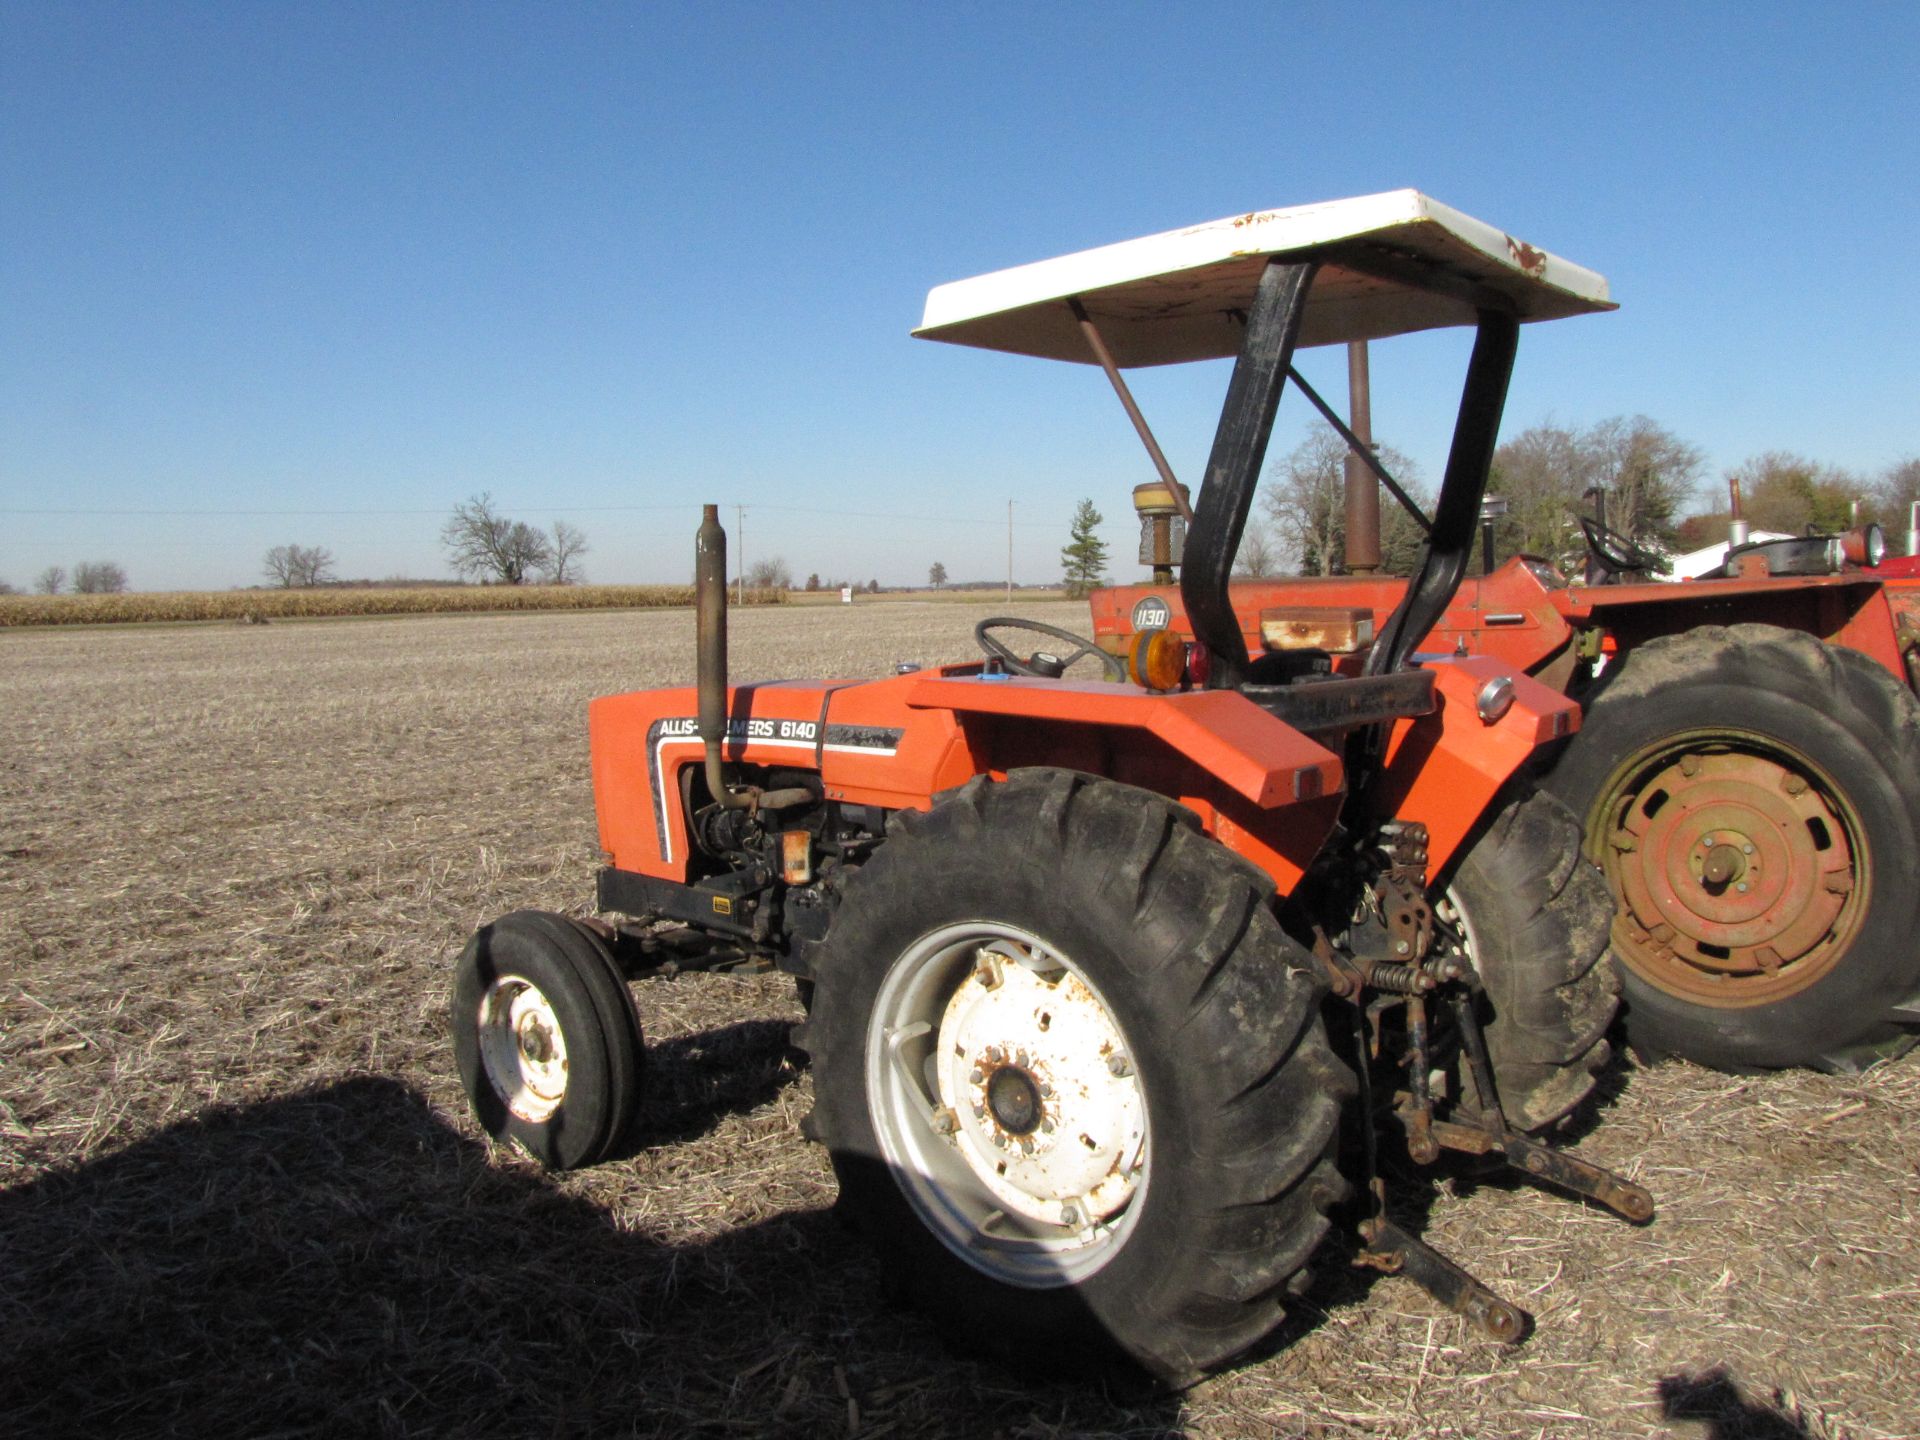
[1,602,1914,1438]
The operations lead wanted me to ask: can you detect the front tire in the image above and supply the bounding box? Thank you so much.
[451,910,645,1170]
[1547,625,1920,1073]
[800,770,1351,1385]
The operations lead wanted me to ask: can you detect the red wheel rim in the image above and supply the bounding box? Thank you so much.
[1591,731,1868,1008]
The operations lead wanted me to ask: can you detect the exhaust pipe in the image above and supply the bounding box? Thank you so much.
[1728,476,1749,550]
[694,505,811,814]
[696,505,752,811]
[1908,500,1918,558]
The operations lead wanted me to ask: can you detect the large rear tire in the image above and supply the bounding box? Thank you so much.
[1441,787,1619,1131]
[799,769,1351,1385]
[1546,624,1920,1073]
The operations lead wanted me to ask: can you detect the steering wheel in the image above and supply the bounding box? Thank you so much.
[974,617,1127,683]
[1578,515,1664,585]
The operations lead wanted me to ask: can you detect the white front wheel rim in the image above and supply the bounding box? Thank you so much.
[477,975,570,1122]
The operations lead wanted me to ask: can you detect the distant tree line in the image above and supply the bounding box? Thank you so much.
[441,493,589,585]
[8,561,131,596]
[263,544,336,588]
[1251,414,1917,577]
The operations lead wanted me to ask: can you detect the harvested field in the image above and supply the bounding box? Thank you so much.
[1,603,1914,1439]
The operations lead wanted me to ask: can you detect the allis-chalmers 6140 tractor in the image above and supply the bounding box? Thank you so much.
[452,193,1656,1382]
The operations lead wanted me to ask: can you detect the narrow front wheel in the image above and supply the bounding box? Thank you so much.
[450,910,645,1169]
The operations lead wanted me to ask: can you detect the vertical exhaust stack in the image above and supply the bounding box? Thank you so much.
[695,505,751,811]
[1342,340,1382,575]
[1908,499,1918,558]
[1728,476,1749,550]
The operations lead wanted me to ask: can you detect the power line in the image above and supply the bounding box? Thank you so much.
[0,499,1063,527]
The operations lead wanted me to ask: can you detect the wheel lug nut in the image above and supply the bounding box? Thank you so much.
[968,1067,984,1085]
[1060,1203,1082,1227]
[1018,1136,1035,1155]
[984,1046,1003,1064]
[1038,1081,1053,1098]
[1040,1116,1055,1133]
[1015,1049,1030,1068]
[1107,1053,1133,1078]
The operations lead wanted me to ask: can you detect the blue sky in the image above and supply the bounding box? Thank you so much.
[3,3,1916,591]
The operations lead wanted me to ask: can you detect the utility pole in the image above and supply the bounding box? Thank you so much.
[736,504,745,605]
[1007,499,1013,603]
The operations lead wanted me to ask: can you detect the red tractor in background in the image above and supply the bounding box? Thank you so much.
[451,194,1653,1383]
[1093,450,1920,1077]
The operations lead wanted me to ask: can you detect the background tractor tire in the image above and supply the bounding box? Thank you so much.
[451,909,645,1169]
[1546,624,1920,1073]
[1442,786,1619,1132]
[798,769,1351,1386]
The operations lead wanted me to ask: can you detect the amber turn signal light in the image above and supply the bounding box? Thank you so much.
[1129,628,1189,692]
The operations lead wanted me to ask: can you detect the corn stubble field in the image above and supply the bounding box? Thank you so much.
[2,603,1915,1439]
[0,582,723,627]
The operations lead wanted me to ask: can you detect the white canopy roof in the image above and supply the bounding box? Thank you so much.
[914,190,1614,367]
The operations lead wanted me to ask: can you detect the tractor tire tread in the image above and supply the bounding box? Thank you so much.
[798,767,1352,1385]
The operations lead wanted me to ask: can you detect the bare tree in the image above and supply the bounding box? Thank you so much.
[34,565,66,595]
[1487,422,1586,566]
[1234,526,1281,578]
[73,560,129,594]
[262,543,336,588]
[1726,452,1859,535]
[543,521,590,584]
[1587,416,1703,543]
[1489,416,1701,568]
[928,561,948,589]
[1262,426,1427,575]
[1874,456,1919,530]
[744,556,792,590]
[441,493,552,585]
[0,578,16,595]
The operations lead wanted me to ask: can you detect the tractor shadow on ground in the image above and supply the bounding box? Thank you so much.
[1657,1366,1824,1440]
[611,1016,806,1154]
[0,1070,1187,1438]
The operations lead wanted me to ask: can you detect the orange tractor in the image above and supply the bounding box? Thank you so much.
[1092,437,1920,1079]
[451,194,1650,1381]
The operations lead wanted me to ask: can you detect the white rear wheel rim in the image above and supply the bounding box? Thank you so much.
[866,921,1148,1288]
